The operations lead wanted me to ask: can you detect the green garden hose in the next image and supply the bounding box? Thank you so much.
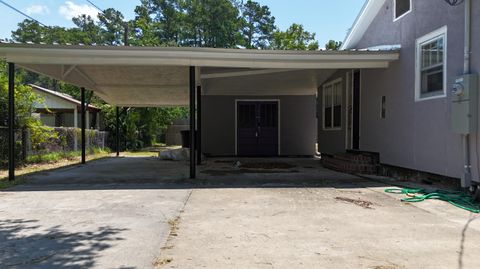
[385,188,480,213]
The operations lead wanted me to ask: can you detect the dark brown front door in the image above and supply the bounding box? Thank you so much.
[237,101,279,156]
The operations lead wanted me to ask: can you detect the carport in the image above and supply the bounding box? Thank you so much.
[0,43,399,181]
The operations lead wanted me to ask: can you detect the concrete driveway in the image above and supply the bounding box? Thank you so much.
[0,157,192,268]
[1,156,480,269]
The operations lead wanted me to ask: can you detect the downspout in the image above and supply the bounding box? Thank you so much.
[463,0,472,188]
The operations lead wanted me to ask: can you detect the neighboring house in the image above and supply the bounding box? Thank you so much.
[318,0,479,186]
[31,84,102,130]
[165,118,189,146]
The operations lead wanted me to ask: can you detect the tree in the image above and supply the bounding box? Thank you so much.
[325,40,342,50]
[11,20,48,44]
[132,0,183,46]
[271,23,319,50]
[98,8,127,45]
[182,0,242,48]
[71,15,105,45]
[239,0,275,49]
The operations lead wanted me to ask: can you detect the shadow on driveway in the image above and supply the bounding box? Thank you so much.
[0,219,128,269]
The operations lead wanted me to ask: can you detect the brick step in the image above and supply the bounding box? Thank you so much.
[333,153,375,165]
[322,155,379,175]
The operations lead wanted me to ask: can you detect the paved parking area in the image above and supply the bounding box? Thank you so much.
[162,187,480,269]
[1,156,479,268]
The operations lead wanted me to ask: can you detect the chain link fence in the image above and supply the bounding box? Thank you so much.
[0,127,24,168]
[0,126,108,168]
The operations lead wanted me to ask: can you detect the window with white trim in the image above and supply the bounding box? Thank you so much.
[323,79,342,130]
[415,27,447,100]
[394,0,411,20]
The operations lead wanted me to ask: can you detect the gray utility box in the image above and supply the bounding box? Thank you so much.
[451,74,478,134]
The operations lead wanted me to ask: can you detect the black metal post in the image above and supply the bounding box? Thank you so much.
[189,66,196,179]
[196,86,202,165]
[8,62,15,181]
[124,22,129,46]
[81,87,86,164]
[116,106,120,157]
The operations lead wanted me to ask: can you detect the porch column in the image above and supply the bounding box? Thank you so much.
[189,66,196,179]
[81,87,86,164]
[8,62,15,181]
[86,110,90,149]
[116,106,120,157]
[196,86,202,165]
[73,107,78,151]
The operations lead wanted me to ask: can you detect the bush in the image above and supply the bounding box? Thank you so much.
[26,152,62,164]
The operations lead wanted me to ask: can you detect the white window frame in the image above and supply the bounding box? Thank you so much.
[322,78,343,131]
[393,0,412,22]
[415,26,447,102]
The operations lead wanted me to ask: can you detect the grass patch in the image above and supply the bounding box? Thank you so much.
[122,151,158,157]
[0,148,112,188]
[26,148,110,164]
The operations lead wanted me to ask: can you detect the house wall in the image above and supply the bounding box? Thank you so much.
[33,89,77,110]
[202,95,316,156]
[347,0,480,179]
[201,71,318,156]
[40,114,55,127]
[317,70,349,154]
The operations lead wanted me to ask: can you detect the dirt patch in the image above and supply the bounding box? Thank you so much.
[153,258,172,268]
[201,168,299,176]
[240,162,296,169]
[168,216,180,237]
[335,197,374,209]
[155,217,181,267]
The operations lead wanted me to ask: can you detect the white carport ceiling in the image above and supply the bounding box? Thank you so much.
[0,44,400,107]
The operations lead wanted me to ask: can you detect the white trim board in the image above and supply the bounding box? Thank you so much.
[234,99,281,156]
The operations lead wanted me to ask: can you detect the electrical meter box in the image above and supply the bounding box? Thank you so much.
[451,74,478,134]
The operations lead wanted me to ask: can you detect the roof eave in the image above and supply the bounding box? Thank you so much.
[341,0,386,50]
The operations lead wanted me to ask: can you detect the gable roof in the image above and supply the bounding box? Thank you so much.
[30,84,100,111]
[341,0,386,50]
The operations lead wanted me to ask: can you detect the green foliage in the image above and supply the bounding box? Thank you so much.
[26,147,110,164]
[271,23,319,50]
[28,121,58,152]
[101,104,188,151]
[0,60,58,155]
[325,40,343,50]
[239,0,276,49]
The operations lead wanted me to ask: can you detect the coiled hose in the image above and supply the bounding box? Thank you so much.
[385,188,480,213]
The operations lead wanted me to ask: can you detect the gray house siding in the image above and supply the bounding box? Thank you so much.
[347,0,479,179]
[202,95,317,156]
[317,70,348,154]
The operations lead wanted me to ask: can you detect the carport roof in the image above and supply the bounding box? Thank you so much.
[0,43,400,106]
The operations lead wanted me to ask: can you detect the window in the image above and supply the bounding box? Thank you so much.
[415,27,447,101]
[323,79,342,130]
[394,0,411,20]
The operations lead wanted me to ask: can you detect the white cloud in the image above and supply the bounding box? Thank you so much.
[59,1,99,21]
[25,4,50,15]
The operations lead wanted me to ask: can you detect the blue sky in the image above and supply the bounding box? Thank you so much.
[0,0,365,46]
